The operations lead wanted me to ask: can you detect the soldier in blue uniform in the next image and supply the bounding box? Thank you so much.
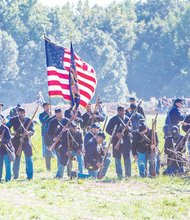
[39,102,53,171]
[97,100,107,120]
[84,132,106,178]
[55,122,90,179]
[84,122,101,148]
[54,129,69,179]
[0,118,12,182]
[81,103,105,134]
[106,106,132,178]
[126,97,146,118]
[68,121,84,174]
[164,98,186,138]
[126,104,145,131]
[163,126,186,175]
[132,124,159,177]
[7,107,34,180]
[9,104,21,118]
[64,102,82,121]
[47,107,69,176]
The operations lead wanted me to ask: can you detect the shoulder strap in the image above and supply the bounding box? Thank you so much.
[0,126,5,146]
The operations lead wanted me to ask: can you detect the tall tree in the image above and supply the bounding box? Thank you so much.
[0,29,19,106]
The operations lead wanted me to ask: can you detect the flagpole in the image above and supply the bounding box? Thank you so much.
[43,25,52,114]
[49,96,52,114]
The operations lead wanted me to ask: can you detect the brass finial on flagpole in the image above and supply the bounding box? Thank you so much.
[70,31,72,43]
[43,25,46,38]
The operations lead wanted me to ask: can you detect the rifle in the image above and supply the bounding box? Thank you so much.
[167,127,190,168]
[150,113,158,177]
[48,110,78,152]
[114,100,142,150]
[0,128,5,147]
[16,106,39,156]
[175,127,190,152]
[102,116,108,132]
[0,127,15,162]
[17,116,35,151]
[67,130,72,179]
[97,124,117,179]
[5,143,15,162]
[91,96,100,124]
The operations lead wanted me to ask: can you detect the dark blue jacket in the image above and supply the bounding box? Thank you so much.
[106,115,132,159]
[127,112,144,131]
[126,106,146,118]
[59,131,69,166]
[81,111,105,130]
[58,129,83,166]
[64,108,82,119]
[132,129,158,155]
[39,111,50,136]
[7,116,34,157]
[165,105,185,126]
[47,117,69,149]
[164,134,186,155]
[84,131,94,148]
[84,138,103,170]
[9,107,19,118]
[182,115,190,133]
[164,134,186,170]
[47,117,69,138]
[0,125,11,155]
[69,129,83,152]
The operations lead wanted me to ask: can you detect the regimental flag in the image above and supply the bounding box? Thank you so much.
[45,37,97,108]
[69,42,80,109]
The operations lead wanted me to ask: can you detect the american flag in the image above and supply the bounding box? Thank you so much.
[45,37,97,108]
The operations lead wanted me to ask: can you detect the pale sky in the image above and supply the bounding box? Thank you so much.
[40,0,123,7]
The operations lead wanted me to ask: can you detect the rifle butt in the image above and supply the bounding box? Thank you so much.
[48,142,56,152]
[150,150,156,177]
[97,171,104,179]
[114,141,121,150]
[16,145,22,157]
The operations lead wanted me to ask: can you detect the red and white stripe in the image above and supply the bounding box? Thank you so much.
[47,48,97,107]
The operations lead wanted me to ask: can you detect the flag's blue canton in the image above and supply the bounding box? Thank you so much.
[45,38,65,70]
[69,42,80,109]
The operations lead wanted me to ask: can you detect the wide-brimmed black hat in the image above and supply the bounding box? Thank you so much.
[139,124,147,132]
[70,121,78,128]
[55,107,62,113]
[18,107,25,112]
[174,98,183,104]
[117,105,125,111]
[91,122,101,129]
[130,97,136,101]
[97,132,106,139]
[43,102,50,108]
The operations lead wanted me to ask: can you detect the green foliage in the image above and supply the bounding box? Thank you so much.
[128,0,190,98]
[1,0,190,107]
[0,29,19,104]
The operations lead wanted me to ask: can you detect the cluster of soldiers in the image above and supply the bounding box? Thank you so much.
[0,97,190,182]
[157,96,190,113]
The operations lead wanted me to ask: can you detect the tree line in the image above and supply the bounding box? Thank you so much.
[0,0,190,107]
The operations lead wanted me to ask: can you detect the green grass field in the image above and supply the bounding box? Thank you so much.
[0,115,190,220]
